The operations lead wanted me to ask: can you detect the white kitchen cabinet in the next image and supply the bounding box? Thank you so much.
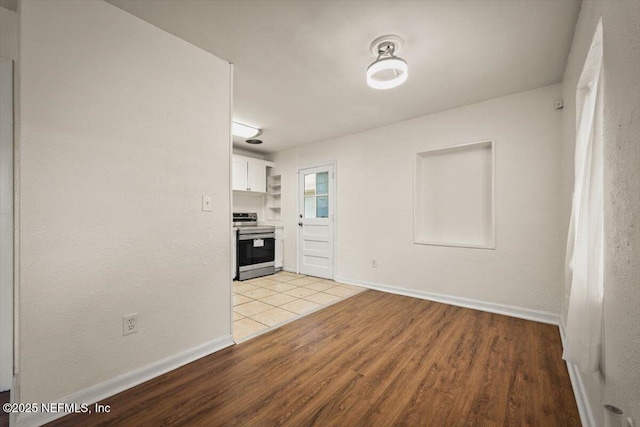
[274,227,283,269]
[232,157,248,191]
[247,161,267,193]
[232,155,273,193]
[232,228,237,279]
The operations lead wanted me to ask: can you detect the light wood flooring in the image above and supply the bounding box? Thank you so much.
[48,290,580,426]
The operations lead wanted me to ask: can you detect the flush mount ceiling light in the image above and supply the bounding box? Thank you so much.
[366,35,408,90]
[232,121,262,139]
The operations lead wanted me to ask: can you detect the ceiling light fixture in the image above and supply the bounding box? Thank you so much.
[366,35,408,90]
[232,121,262,139]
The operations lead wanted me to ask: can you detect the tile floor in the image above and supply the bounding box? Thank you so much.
[233,271,365,342]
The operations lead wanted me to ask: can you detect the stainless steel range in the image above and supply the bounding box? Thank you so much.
[233,212,276,281]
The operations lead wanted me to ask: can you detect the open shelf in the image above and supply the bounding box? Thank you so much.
[266,174,282,220]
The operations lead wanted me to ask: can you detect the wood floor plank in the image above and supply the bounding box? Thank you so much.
[0,391,9,427]
[47,290,580,426]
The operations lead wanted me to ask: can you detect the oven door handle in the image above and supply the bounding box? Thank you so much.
[239,234,275,240]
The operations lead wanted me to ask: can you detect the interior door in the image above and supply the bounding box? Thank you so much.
[298,164,334,279]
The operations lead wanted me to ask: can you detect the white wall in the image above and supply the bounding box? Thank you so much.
[233,147,266,160]
[0,6,17,60]
[0,4,16,394]
[0,55,14,393]
[18,0,231,409]
[233,192,265,220]
[561,1,640,424]
[270,84,564,314]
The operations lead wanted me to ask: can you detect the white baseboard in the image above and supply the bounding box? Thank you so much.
[335,276,560,325]
[17,334,234,427]
[558,321,596,427]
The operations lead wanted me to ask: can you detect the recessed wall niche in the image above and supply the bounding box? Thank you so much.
[414,140,495,249]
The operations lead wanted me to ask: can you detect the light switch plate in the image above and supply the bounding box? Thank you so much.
[202,195,213,212]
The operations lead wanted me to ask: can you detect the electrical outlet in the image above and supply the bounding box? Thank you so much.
[371,258,377,268]
[123,313,138,336]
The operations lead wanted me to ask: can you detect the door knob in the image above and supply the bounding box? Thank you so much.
[298,222,303,227]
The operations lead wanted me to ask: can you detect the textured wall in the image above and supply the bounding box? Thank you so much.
[270,84,564,314]
[561,0,640,424]
[0,6,17,60]
[18,0,231,405]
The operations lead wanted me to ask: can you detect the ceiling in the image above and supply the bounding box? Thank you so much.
[107,1,580,154]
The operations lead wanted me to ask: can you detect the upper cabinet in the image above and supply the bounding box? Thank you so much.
[247,161,267,193]
[232,155,274,193]
[232,156,248,191]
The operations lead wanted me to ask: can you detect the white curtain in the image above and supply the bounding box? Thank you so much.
[563,38,604,373]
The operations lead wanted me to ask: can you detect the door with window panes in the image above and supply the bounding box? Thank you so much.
[297,164,334,279]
